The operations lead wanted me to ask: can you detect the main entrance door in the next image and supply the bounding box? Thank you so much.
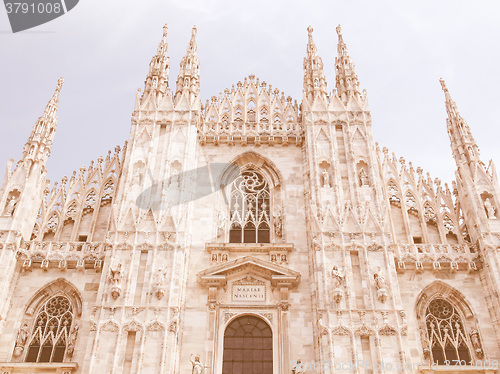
[222,315,272,374]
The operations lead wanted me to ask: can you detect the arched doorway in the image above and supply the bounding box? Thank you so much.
[222,315,272,374]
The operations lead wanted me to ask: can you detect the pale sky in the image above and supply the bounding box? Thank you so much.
[1,0,499,186]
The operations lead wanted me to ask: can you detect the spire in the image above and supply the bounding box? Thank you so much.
[440,78,481,168]
[335,25,361,103]
[303,26,327,103]
[142,23,170,105]
[21,77,64,165]
[174,26,200,105]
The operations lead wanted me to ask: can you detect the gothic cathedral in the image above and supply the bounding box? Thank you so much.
[0,24,499,374]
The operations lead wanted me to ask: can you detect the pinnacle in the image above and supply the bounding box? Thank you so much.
[303,25,327,102]
[187,25,198,53]
[439,77,459,119]
[306,25,317,55]
[334,25,361,103]
[43,77,64,118]
[439,77,447,92]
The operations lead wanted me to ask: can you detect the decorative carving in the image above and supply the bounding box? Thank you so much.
[66,324,79,356]
[484,198,497,219]
[420,326,431,358]
[355,322,374,336]
[216,209,227,237]
[331,324,350,335]
[359,167,369,186]
[154,267,168,300]
[331,265,344,304]
[318,313,329,335]
[13,323,29,357]
[190,354,203,374]
[109,263,123,299]
[470,328,484,358]
[169,308,180,333]
[311,234,322,250]
[224,312,237,323]
[260,313,273,323]
[147,320,165,332]
[373,267,387,303]
[322,169,330,188]
[3,194,18,216]
[273,208,283,237]
[279,301,290,311]
[379,323,397,336]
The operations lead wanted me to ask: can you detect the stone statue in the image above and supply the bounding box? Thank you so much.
[4,195,17,216]
[484,198,496,219]
[331,265,345,290]
[311,234,321,250]
[66,324,79,356]
[420,327,431,358]
[109,263,123,286]
[359,168,369,186]
[273,209,283,237]
[470,329,483,358]
[373,267,386,290]
[109,263,123,299]
[13,323,29,356]
[217,210,227,236]
[154,267,168,300]
[322,169,330,188]
[374,267,388,303]
[169,170,180,188]
[190,354,203,374]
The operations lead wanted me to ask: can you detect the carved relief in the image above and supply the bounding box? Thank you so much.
[373,267,387,303]
[154,267,168,300]
[331,265,344,304]
[109,263,123,299]
[13,323,29,357]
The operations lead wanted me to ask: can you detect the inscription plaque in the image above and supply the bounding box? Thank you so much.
[231,285,266,301]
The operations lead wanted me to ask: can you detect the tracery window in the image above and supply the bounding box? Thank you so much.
[229,170,271,243]
[425,298,471,365]
[25,295,73,363]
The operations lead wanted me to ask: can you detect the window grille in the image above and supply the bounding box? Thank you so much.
[25,295,73,363]
[229,171,271,243]
[425,298,471,364]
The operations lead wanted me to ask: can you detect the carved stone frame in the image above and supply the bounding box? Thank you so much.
[198,256,300,374]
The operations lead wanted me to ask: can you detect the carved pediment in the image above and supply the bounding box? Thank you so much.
[197,255,300,288]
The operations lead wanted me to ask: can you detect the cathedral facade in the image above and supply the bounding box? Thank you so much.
[0,24,499,374]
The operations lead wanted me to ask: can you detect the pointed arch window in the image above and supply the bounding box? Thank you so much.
[229,170,271,243]
[25,295,74,363]
[425,298,471,365]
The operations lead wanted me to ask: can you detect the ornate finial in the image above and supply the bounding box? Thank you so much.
[163,23,168,35]
[57,77,64,91]
[307,25,313,36]
[439,78,448,93]
[336,24,342,36]
[192,25,197,37]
